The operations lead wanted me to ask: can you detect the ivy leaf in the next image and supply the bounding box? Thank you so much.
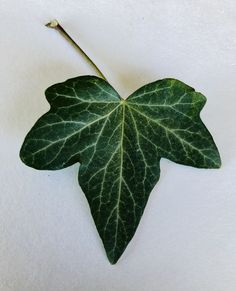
[20,76,221,264]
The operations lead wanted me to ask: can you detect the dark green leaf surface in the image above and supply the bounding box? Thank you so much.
[20,76,221,263]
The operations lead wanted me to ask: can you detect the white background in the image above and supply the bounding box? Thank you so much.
[0,1,236,290]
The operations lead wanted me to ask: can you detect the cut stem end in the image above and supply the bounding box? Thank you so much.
[45,19,59,29]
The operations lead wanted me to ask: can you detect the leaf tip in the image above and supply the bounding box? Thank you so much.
[106,253,120,265]
[104,247,125,265]
[213,155,222,169]
[207,150,222,169]
[19,144,27,164]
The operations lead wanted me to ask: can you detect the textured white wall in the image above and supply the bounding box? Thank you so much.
[0,1,236,290]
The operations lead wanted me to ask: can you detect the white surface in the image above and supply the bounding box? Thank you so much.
[0,1,236,290]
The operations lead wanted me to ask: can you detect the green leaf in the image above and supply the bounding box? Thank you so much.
[20,76,221,264]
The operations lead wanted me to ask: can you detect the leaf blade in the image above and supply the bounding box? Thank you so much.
[20,76,221,264]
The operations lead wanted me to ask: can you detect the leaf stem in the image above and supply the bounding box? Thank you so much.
[45,19,107,81]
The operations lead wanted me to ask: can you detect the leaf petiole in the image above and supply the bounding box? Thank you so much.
[45,19,107,81]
